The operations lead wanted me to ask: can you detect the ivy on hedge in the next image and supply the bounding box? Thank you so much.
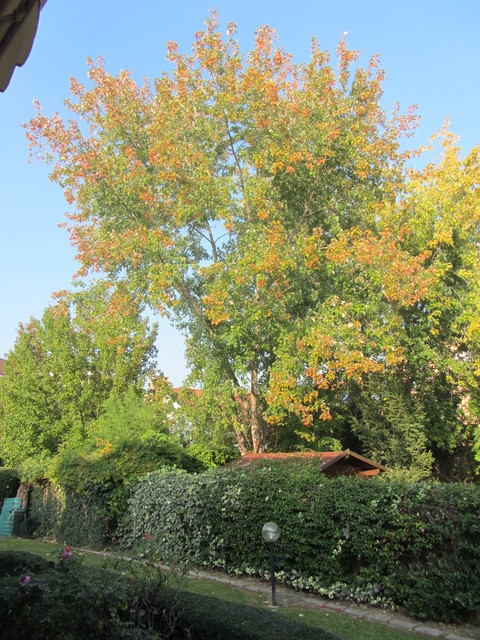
[29,484,111,548]
[0,467,20,511]
[28,432,206,547]
[119,462,480,623]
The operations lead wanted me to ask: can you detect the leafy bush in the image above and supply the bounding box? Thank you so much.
[185,442,239,468]
[26,389,206,545]
[29,485,111,548]
[29,431,205,547]
[0,467,20,511]
[119,462,480,623]
[32,388,205,537]
[0,551,50,576]
[0,549,174,639]
[48,431,202,523]
[0,550,338,640]
[48,389,205,493]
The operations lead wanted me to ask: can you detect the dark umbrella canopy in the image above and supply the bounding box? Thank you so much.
[0,0,47,92]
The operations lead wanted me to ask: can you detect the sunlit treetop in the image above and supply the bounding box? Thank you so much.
[24,11,479,459]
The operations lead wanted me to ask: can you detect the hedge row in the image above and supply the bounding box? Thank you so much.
[117,462,480,623]
[29,483,112,548]
[27,461,480,623]
[0,467,20,511]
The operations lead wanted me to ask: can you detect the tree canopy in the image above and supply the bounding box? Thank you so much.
[0,285,158,474]
[24,12,480,478]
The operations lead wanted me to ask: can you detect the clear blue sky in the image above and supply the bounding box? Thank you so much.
[1,0,479,385]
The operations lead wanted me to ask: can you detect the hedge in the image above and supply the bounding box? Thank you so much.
[0,467,20,511]
[28,483,111,548]
[118,462,480,623]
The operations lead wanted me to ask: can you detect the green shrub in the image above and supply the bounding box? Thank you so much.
[0,549,172,639]
[186,442,239,468]
[0,551,50,576]
[0,467,20,510]
[0,550,339,640]
[29,485,111,548]
[29,425,205,546]
[38,394,206,538]
[119,461,480,623]
[50,430,204,493]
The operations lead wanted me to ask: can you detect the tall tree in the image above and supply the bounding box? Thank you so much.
[26,12,426,453]
[385,128,480,478]
[0,286,157,470]
[268,126,480,478]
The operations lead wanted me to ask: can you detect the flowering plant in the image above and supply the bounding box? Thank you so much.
[61,546,73,562]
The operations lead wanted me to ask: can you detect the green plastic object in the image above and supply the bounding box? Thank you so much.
[0,497,22,537]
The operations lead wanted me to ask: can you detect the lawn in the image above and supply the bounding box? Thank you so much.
[0,537,447,640]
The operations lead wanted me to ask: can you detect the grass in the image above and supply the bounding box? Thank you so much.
[0,537,442,640]
[178,574,430,640]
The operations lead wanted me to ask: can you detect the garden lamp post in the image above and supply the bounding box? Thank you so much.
[262,521,280,606]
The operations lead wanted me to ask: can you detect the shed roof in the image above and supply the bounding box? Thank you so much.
[228,449,386,475]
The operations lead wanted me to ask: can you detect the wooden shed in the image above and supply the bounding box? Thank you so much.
[228,449,386,477]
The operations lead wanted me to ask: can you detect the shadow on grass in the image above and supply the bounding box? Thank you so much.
[175,589,341,639]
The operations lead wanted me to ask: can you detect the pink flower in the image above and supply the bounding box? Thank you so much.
[61,547,73,560]
[144,534,151,541]
[19,575,30,586]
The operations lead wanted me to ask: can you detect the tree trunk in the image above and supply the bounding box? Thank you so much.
[233,384,266,453]
[232,421,249,456]
[249,360,266,453]
[250,402,266,453]
[233,393,265,453]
